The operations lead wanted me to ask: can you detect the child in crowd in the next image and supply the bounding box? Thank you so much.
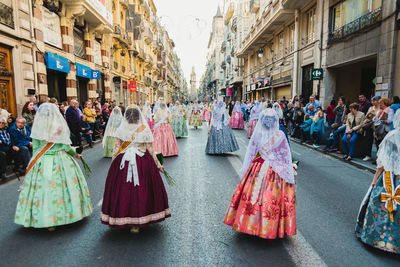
[310,111,326,148]
[80,115,93,148]
[300,114,313,143]
[95,110,106,135]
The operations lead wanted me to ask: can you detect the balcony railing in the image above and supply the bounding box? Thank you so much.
[328,8,382,43]
[302,33,315,46]
[250,0,260,14]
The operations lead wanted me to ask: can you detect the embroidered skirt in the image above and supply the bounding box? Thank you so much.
[229,112,244,129]
[189,113,202,127]
[153,123,179,157]
[101,151,170,228]
[205,124,239,155]
[355,172,400,254]
[172,116,188,138]
[224,158,296,239]
[103,136,115,158]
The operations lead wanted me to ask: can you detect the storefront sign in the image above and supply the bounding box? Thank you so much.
[129,80,137,92]
[91,70,100,79]
[76,63,91,79]
[85,0,113,26]
[45,52,70,73]
[251,84,256,91]
[227,87,232,96]
[43,8,62,49]
[311,68,323,80]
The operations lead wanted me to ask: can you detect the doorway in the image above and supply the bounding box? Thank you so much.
[301,64,314,102]
[0,45,16,116]
[77,77,88,105]
[47,69,67,102]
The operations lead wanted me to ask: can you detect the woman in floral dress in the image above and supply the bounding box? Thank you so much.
[247,101,261,138]
[224,108,296,239]
[355,109,400,254]
[15,103,92,230]
[189,102,203,129]
[102,107,124,157]
[153,102,179,157]
[101,106,170,233]
[205,100,239,155]
[171,101,188,138]
[229,101,244,129]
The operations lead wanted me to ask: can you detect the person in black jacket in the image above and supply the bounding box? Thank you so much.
[65,100,82,146]
[0,117,11,180]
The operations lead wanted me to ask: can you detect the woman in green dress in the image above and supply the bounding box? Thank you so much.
[171,101,188,138]
[15,103,92,230]
[102,107,123,157]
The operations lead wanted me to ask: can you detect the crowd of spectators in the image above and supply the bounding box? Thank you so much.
[0,96,121,181]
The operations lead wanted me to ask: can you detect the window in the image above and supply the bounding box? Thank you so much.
[304,8,315,45]
[73,27,86,59]
[278,32,284,58]
[288,24,295,53]
[331,0,382,32]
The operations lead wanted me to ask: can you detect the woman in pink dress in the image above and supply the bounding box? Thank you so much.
[229,101,244,129]
[247,101,261,138]
[153,102,179,157]
[224,108,296,239]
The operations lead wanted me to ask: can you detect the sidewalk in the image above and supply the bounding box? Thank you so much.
[0,139,101,186]
[290,138,376,173]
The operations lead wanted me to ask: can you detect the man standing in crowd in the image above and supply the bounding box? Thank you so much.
[9,117,32,175]
[306,95,322,111]
[358,94,372,114]
[119,102,126,116]
[66,100,82,146]
[0,117,11,180]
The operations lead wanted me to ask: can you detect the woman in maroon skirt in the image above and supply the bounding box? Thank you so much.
[101,105,170,233]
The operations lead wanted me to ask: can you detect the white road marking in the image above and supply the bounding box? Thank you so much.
[97,198,103,207]
[292,151,301,156]
[228,155,327,267]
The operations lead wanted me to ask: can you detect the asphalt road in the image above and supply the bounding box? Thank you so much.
[0,125,399,267]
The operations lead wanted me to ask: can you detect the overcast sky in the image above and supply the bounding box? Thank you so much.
[153,0,223,87]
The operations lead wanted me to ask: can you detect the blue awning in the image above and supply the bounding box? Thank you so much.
[91,70,100,80]
[76,63,91,79]
[45,52,70,73]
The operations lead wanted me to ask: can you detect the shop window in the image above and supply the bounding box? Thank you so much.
[74,27,86,59]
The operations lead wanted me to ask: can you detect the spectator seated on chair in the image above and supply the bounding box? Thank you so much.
[9,117,32,175]
[0,117,12,180]
[342,103,365,161]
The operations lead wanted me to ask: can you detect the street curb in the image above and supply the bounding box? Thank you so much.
[0,140,102,186]
[290,138,376,174]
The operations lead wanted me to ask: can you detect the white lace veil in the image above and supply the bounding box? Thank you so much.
[172,101,182,117]
[115,105,153,143]
[250,101,262,120]
[31,103,71,145]
[102,107,124,147]
[142,101,153,120]
[273,102,284,119]
[154,102,171,122]
[153,101,160,114]
[241,108,294,184]
[233,101,241,113]
[211,100,229,130]
[376,109,400,175]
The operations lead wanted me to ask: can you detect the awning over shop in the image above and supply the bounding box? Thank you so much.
[76,63,91,79]
[45,52,70,73]
[91,70,100,79]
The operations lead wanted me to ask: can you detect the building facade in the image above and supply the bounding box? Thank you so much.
[201,0,399,106]
[0,0,185,116]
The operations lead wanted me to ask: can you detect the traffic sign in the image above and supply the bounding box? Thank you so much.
[311,68,323,80]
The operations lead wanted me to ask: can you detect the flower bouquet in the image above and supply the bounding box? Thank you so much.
[76,146,92,178]
[156,153,176,186]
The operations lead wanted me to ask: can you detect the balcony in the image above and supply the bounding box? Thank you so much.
[301,33,315,46]
[328,8,382,44]
[143,26,154,44]
[281,0,311,9]
[237,1,294,57]
[221,60,227,69]
[250,0,260,14]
